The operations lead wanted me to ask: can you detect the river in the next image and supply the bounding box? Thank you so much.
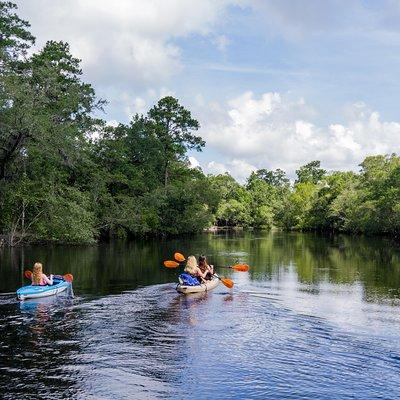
[1,231,400,399]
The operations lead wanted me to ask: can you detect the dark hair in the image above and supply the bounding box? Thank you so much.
[199,255,206,264]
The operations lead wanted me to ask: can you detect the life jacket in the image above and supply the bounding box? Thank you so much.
[179,273,200,286]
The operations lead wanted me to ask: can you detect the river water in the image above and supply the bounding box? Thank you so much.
[1,231,400,399]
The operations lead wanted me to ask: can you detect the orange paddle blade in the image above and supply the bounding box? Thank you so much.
[164,260,180,268]
[221,277,234,289]
[63,274,74,282]
[24,270,32,279]
[174,252,186,262]
[231,264,249,272]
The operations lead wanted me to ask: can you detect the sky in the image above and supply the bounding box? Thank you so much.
[14,0,400,182]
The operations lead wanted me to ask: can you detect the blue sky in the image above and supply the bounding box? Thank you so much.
[15,0,400,181]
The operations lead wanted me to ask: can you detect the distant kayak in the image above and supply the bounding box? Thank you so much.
[176,276,219,294]
[16,277,70,301]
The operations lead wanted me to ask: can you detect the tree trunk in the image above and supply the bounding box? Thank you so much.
[164,159,169,187]
[0,162,5,180]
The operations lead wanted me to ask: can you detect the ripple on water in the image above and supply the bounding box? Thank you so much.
[1,282,400,399]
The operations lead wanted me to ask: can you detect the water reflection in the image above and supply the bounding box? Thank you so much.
[1,232,400,301]
[1,232,400,398]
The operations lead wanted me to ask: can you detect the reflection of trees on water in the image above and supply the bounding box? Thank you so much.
[2,231,400,301]
[0,246,25,292]
[203,231,400,301]
[0,297,80,398]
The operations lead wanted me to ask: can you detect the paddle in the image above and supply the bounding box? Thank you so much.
[174,252,186,262]
[163,260,180,268]
[217,264,249,272]
[24,270,74,282]
[213,274,234,289]
[163,252,187,268]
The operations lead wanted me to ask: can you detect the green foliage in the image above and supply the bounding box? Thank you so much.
[309,172,359,230]
[209,174,252,227]
[253,168,290,188]
[147,96,204,186]
[216,199,252,227]
[330,155,400,235]
[33,187,96,243]
[295,160,326,184]
[279,182,318,230]
[0,1,35,62]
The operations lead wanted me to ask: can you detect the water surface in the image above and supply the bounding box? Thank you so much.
[1,232,400,399]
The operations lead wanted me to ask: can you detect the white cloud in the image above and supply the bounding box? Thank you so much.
[106,120,119,128]
[248,0,371,39]
[188,156,200,169]
[15,0,242,88]
[198,91,400,179]
[111,87,176,121]
[204,159,257,183]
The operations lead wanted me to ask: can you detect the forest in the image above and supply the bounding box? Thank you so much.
[1,1,400,245]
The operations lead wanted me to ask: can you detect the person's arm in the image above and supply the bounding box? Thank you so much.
[42,274,53,285]
[196,267,207,279]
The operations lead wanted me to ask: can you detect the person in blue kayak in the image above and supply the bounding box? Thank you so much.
[184,255,208,283]
[32,262,54,286]
[198,255,214,280]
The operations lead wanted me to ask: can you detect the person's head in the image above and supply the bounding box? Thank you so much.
[32,262,43,285]
[184,255,198,275]
[198,255,207,266]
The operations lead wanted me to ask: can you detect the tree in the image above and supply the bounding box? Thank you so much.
[278,182,318,230]
[0,40,104,180]
[0,1,34,63]
[309,171,358,230]
[208,173,253,227]
[295,160,326,184]
[253,168,290,188]
[147,96,204,186]
[246,175,275,228]
[0,40,104,243]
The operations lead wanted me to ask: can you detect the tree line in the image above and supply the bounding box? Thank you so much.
[213,157,400,238]
[1,2,400,245]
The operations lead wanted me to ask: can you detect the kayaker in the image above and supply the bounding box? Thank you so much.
[198,255,214,280]
[31,262,54,286]
[184,255,208,283]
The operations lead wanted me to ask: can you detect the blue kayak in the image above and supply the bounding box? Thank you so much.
[16,277,70,301]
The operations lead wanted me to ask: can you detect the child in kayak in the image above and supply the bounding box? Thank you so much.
[31,262,54,286]
[198,255,214,280]
[184,256,208,283]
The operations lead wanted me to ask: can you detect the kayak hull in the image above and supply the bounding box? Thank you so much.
[16,279,70,301]
[176,277,219,294]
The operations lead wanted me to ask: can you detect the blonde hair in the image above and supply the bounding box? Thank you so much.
[32,262,43,285]
[184,256,198,275]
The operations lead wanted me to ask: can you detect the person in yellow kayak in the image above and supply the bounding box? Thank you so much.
[32,262,54,286]
[198,255,214,280]
[184,255,208,284]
